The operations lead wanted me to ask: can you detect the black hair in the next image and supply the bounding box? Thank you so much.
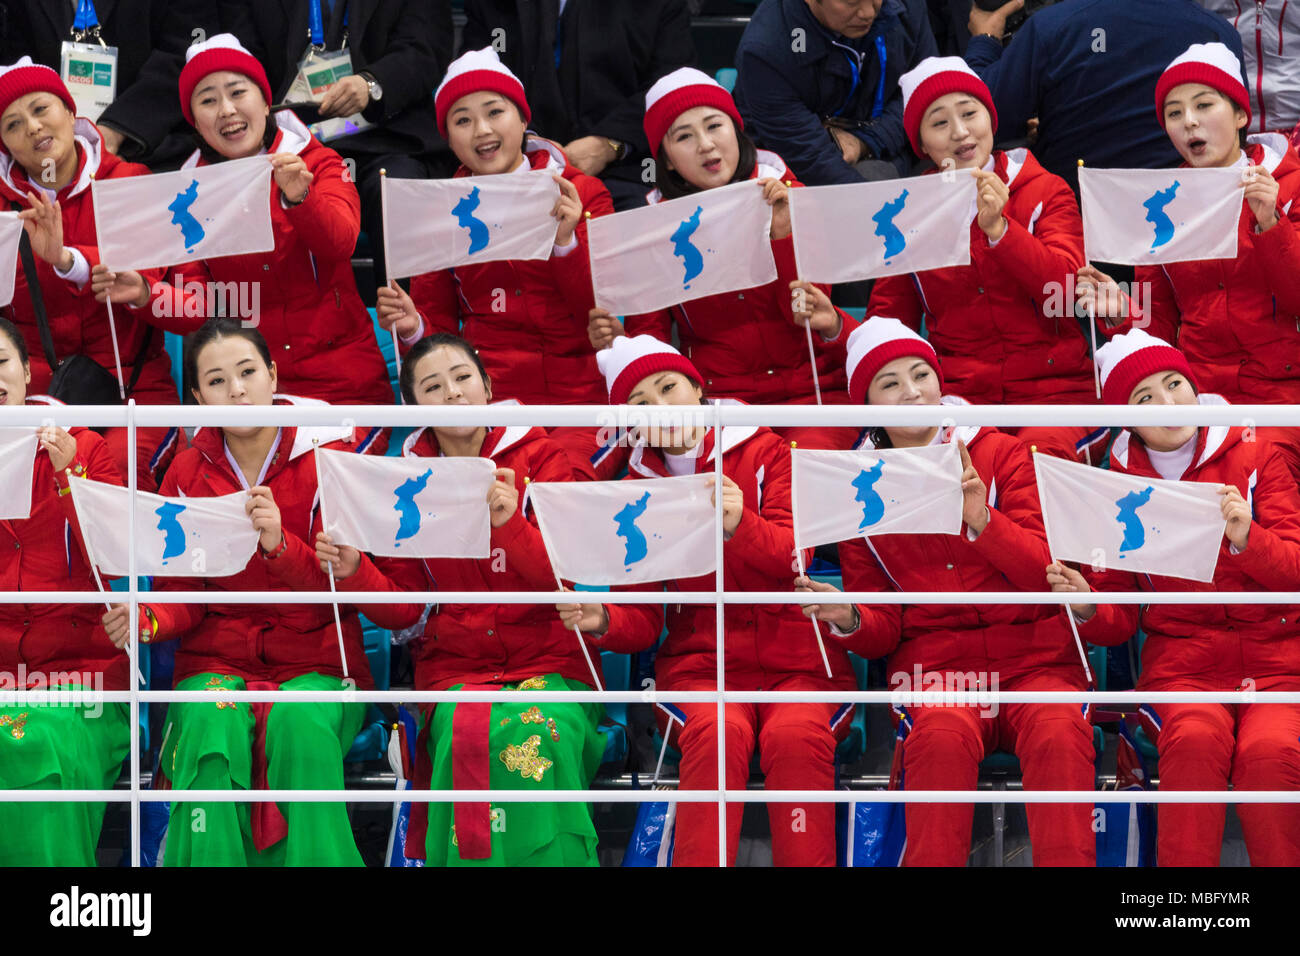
[400,332,490,405]
[655,118,759,201]
[193,105,281,165]
[0,316,29,366]
[183,318,273,397]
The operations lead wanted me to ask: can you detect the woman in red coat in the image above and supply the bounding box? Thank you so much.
[588,67,859,453]
[1050,328,1300,867]
[96,35,393,418]
[561,334,855,867]
[0,59,182,492]
[797,318,1097,866]
[0,317,130,865]
[868,57,1104,465]
[343,331,605,866]
[100,318,415,866]
[375,48,616,479]
[1078,41,1300,478]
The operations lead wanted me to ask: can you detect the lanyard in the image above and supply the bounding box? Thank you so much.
[830,45,861,118]
[308,0,349,50]
[72,0,104,43]
[872,35,887,120]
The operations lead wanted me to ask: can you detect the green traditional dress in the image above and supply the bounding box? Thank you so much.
[0,687,129,866]
[160,672,366,866]
[422,674,605,866]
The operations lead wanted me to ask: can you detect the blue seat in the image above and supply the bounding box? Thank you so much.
[345,615,394,763]
[714,67,738,93]
[164,331,184,401]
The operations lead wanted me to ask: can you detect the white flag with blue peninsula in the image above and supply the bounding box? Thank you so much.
[315,449,495,558]
[791,443,964,548]
[1033,452,1226,582]
[789,171,977,284]
[67,477,260,576]
[381,171,563,279]
[0,211,23,306]
[1078,166,1242,265]
[588,180,775,315]
[529,474,716,585]
[0,428,38,519]
[92,155,275,271]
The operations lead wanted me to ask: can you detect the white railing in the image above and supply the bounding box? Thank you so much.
[2,400,1298,867]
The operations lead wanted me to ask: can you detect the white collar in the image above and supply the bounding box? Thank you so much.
[663,440,704,476]
[1145,431,1198,481]
[224,428,282,490]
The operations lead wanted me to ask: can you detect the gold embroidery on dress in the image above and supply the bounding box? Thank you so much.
[499,717,512,727]
[204,675,237,709]
[499,734,552,782]
[0,712,29,739]
[546,717,560,742]
[519,706,545,725]
[513,676,548,691]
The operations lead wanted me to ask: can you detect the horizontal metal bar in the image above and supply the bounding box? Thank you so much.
[3,789,1294,804]
[0,402,1296,428]
[4,590,1296,605]
[2,690,1295,704]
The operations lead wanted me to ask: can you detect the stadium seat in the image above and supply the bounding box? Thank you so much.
[714,68,738,93]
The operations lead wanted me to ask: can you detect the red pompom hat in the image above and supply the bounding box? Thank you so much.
[434,47,531,139]
[1094,328,1198,405]
[845,317,944,406]
[643,67,744,162]
[0,57,77,154]
[899,56,998,158]
[597,335,704,405]
[178,34,273,127]
[1155,42,1251,128]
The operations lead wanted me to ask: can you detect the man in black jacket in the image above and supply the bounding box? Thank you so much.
[220,0,454,286]
[461,0,696,210]
[734,0,938,185]
[0,0,220,169]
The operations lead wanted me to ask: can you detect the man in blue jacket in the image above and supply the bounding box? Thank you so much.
[964,0,1245,193]
[734,0,938,185]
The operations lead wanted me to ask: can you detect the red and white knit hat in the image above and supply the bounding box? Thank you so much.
[596,335,704,405]
[178,34,272,126]
[0,57,77,151]
[1095,328,1197,405]
[899,56,997,157]
[1155,42,1250,128]
[643,67,744,162]
[845,317,943,405]
[434,47,530,139]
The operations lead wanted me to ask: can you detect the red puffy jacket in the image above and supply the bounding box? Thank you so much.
[834,418,1089,689]
[623,150,859,405]
[408,139,613,405]
[0,414,127,690]
[1077,415,1300,686]
[595,407,858,689]
[868,148,1093,405]
[0,121,174,405]
[144,402,415,687]
[374,422,600,690]
[1105,134,1300,404]
[145,112,392,405]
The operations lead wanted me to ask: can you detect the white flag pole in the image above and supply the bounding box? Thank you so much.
[1057,556,1096,686]
[104,298,127,401]
[1079,161,1103,401]
[556,578,605,693]
[789,447,833,678]
[803,320,823,406]
[312,438,350,681]
[379,168,403,378]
